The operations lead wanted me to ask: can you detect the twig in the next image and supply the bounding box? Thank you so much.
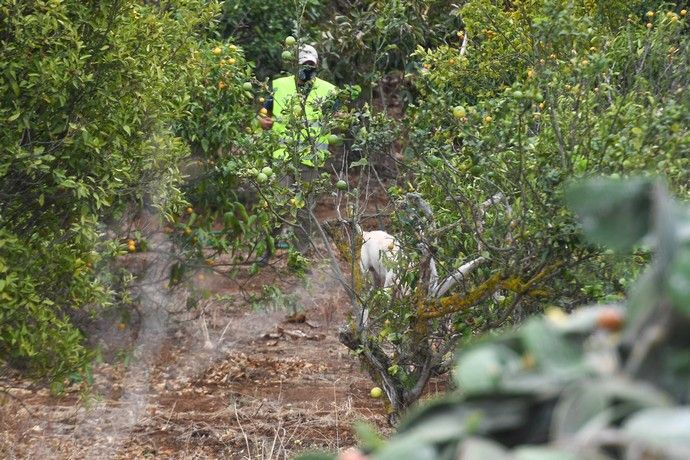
[234,401,252,460]
[430,256,488,298]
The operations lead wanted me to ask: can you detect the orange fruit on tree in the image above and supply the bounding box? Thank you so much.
[596,309,624,332]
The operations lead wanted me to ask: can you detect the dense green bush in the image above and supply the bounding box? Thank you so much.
[330,0,690,415]
[303,177,690,460]
[218,0,326,80]
[0,0,220,385]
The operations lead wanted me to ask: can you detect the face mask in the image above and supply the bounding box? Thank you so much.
[298,65,316,82]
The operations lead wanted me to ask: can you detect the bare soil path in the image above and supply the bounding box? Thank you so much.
[1,251,389,460]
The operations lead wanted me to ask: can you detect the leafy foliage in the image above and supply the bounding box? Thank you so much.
[0,0,220,384]
[328,0,690,418]
[304,177,690,459]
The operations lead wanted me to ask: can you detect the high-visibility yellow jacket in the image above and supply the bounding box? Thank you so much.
[271,76,336,167]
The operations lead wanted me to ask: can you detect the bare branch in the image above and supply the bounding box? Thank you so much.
[460,32,468,56]
[430,256,487,298]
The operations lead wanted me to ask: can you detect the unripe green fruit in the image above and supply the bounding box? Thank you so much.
[328,134,341,145]
[261,166,273,176]
[256,172,268,183]
[281,50,293,61]
[452,105,466,119]
[243,82,252,91]
[285,36,296,46]
[336,179,347,190]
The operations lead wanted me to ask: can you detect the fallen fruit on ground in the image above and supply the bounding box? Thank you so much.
[370,387,383,398]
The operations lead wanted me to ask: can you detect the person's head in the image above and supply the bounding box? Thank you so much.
[297,44,318,83]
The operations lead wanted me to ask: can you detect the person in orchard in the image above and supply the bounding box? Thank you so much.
[258,43,339,262]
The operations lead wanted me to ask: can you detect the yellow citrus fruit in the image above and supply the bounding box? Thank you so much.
[186,207,194,214]
[370,387,383,398]
[212,47,222,55]
[452,106,466,119]
[227,58,236,65]
[646,11,654,18]
[259,97,265,103]
[681,10,687,17]
[259,107,268,117]
[484,115,493,124]
[646,22,653,29]
[184,227,192,236]
[218,81,226,90]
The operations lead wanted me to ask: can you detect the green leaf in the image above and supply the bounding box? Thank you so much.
[666,247,690,315]
[354,421,385,451]
[455,344,521,395]
[350,158,369,168]
[624,266,663,340]
[375,437,436,460]
[623,407,690,449]
[513,446,580,460]
[552,381,610,439]
[520,318,583,376]
[458,437,510,460]
[566,177,653,251]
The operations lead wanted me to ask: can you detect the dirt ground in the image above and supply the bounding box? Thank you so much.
[0,251,393,459]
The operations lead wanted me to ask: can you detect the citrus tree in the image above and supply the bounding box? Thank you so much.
[217,0,327,80]
[302,176,690,460]
[0,0,221,387]
[328,0,690,417]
